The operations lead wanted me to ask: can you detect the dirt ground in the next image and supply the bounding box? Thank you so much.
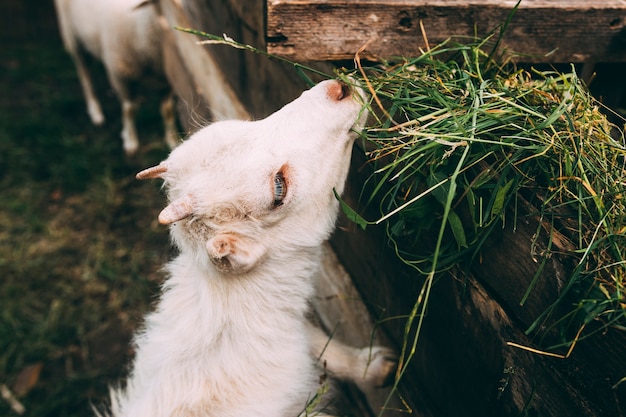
[1,3,178,416]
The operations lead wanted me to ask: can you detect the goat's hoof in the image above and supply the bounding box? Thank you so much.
[359,346,398,388]
[122,135,139,156]
[88,108,105,126]
[86,99,105,126]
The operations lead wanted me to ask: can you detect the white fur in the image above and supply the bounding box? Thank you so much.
[104,80,395,417]
[54,0,177,155]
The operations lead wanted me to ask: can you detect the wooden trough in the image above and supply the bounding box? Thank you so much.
[157,1,626,416]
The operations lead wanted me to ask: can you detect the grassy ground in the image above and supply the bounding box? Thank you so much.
[0,37,176,416]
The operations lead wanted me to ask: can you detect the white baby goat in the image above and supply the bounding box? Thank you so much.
[103,80,396,417]
[54,0,177,155]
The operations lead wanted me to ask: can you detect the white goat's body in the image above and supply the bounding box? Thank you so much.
[112,252,319,417]
[106,80,395,417]
[54,0,177,154]
[58,0,160,68]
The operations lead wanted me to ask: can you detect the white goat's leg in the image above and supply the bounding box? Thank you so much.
[107,73,139,155]
[71,52,105,126]
[160,93,178,149]
[120,100,139,155]
[308,324,397,391]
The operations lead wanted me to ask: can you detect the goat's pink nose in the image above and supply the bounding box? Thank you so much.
[326,81,350,101]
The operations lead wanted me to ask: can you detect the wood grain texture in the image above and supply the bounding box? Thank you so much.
[160,0,250,122]
[267,0,626,62]
[173,0,333,119]
[314,243,407,417]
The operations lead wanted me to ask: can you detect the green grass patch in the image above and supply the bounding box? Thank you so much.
[0,41,172,416]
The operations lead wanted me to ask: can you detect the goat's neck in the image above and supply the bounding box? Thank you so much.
[126,248,321,413]
[158,247,320,335]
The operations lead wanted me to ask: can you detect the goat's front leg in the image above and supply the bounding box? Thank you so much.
[71,50,105,126]
[107,73,139,156]
[120,100,139,155]
[307,323,397,391]
[160,92,178,149]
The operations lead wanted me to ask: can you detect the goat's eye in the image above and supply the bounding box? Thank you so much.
[273,172,287,207]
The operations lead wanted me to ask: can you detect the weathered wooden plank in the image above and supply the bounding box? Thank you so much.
[160,0,250,121]
[160,15,213,132]
[314,243,408,416]
[170,0,333,119]
[267,0,626,62]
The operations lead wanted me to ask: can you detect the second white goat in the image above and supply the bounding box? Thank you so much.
[54,0,177,155]
[103,79,396,417]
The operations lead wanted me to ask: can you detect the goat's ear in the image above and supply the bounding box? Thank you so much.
[206,233,266,274]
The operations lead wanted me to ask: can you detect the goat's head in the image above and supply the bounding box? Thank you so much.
[137,80,368,274]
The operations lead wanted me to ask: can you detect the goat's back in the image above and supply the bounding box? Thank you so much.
[55,0,163,76]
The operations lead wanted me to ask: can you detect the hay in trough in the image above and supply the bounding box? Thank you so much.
[336,37,626,361]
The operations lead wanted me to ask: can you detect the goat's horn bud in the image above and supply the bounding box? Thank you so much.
[136,163,168,180]
[158,194,194,224]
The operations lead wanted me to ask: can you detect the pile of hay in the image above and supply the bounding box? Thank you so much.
[337,38,626,352]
